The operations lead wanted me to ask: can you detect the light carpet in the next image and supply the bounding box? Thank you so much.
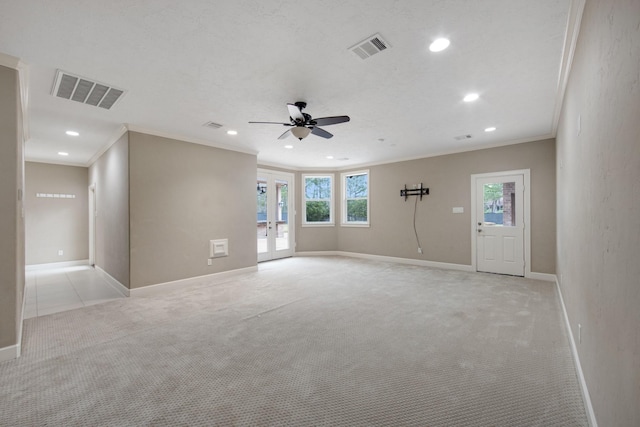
[0,256,588,426]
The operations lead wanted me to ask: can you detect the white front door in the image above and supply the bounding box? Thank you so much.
[473,172,526,276]
[257,170,294,262]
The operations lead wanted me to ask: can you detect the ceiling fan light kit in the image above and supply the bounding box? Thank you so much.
[249,102,350,141]
[291,126,311,140]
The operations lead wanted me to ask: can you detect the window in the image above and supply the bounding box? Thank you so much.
[341,170,369,226]
[302,174,334,226]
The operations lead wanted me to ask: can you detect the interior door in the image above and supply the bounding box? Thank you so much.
[257,170,294,262]
[475,174,525,276]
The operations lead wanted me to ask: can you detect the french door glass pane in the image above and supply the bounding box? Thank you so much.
[257,178,268,254]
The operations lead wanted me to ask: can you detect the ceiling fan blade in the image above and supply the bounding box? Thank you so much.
[277,129,292,140]
[310,126,333,139]
[248,121,291,125]
[312,115,350,126]
[287,103,305,122]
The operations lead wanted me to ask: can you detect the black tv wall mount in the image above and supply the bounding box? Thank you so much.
[400,183,429,201]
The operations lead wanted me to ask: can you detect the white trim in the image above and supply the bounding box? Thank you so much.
[95,266,129,297]
[295,251,474,272]
[86,125,127,167]
[88,184,96,266]
[470,169,531,278]
[0,344,20,363]
[130,266,258,297]
[0,52,22,68]
[126,124,258,156]
[26,259,90,271]
[529,272,556,282]
[552,0,586,135]
[555,277,598,426]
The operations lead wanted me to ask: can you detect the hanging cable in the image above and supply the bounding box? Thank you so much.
[413,194,422,253]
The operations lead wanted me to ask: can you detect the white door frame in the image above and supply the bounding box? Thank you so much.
[88,183,96,267]
[257,169,295,262]
[471,169,531,278]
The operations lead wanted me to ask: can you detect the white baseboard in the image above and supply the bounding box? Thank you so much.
[555,277,598,427]
[529,272,557,282]
[95,266,130,297]
[0,344,20,363]
[26,259,90,271]
[130,266,259,297]
[295,251,474,272]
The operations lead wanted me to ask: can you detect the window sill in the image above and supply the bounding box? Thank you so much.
[302,223,335,228]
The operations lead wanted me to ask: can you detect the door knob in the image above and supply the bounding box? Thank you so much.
[477,229,482,232]
[478,222,482,226]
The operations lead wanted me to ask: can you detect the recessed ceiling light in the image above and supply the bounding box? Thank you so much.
[326,156,334,159]
[429,38,450,52]
[58,152,69,156]
[463,93,479,102]
[226,130,238,135]
[284,145,293,149]
[484,127,497,132]
[65,130,79,136]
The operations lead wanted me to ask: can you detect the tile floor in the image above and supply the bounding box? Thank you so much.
[25,265,126,318]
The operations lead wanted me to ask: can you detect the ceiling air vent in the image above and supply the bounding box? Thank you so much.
[454,134,473,141]
[349,33,390,60]
[51,70,126,110]
[203,121,223,129]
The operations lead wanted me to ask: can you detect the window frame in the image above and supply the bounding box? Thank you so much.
[301,173,335,227]
[341,169,370,227]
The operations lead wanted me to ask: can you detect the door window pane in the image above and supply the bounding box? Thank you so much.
[483,182,516,226]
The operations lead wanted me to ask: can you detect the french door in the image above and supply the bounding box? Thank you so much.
[257,170,294,262]
[472,170,529,276]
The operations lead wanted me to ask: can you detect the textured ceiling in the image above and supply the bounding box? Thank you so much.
[0,0,572,169]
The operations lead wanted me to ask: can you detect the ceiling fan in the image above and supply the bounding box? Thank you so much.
[249,102,350,140]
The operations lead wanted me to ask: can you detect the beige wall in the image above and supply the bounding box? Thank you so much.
[129,132,257,289]
[25,162,88,264]
[88,133,130,287]
[556,1,640,425]
[0,64,24,352]
[296,139,556,273]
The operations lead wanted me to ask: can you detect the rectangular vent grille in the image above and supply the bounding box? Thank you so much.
[349,33,390,60]
[203,121,223,129]
[454,134,473,141]
[51,70,126,110]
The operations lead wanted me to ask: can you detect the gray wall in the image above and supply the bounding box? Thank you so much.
[88,133,130,288]
[129,132,257,289]
[0,64,24,351]
[25,162,88,265]
[294,139,556,273]
[556,0,640,425]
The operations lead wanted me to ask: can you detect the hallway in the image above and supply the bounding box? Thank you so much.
[25,265,125,318]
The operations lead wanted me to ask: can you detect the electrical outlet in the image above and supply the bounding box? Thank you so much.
[207,259,212,266]
[418,248,423,254]
[58,250,64,256]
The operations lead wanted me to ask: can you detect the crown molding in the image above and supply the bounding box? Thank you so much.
[551,0,586,135]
